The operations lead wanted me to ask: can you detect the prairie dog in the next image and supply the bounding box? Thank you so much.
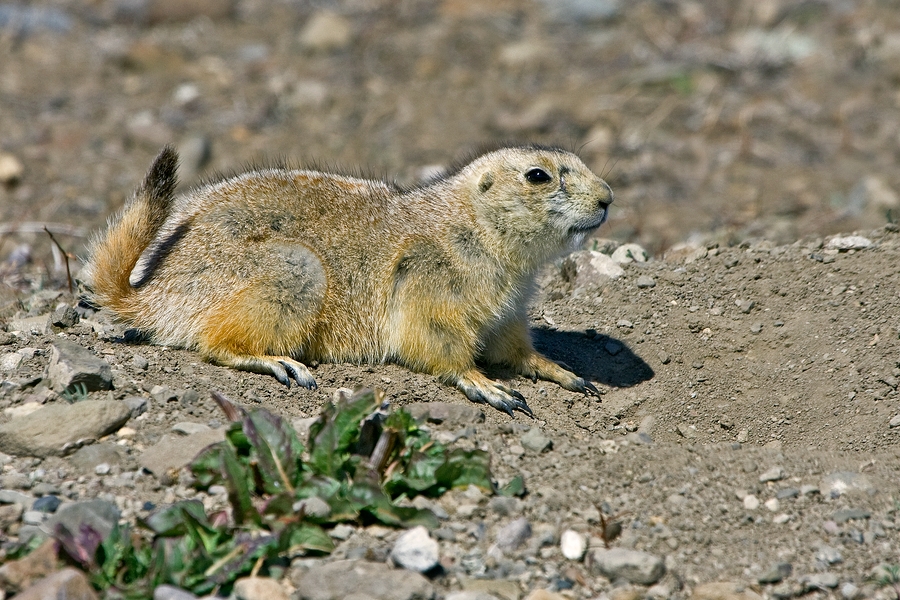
[84,145,613,415]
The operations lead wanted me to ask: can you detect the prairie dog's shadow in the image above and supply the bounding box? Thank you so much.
[528,327,653,388]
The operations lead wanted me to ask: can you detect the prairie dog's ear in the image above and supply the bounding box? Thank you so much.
[478,171,494,193]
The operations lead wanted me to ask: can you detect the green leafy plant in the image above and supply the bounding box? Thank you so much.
[61,382,89,403]
[873,564,900,599]
[52,388,499,597]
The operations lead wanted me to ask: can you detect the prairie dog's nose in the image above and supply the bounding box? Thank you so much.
[598,180,613,209]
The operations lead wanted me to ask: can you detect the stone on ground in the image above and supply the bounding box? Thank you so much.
[0,400,130,457]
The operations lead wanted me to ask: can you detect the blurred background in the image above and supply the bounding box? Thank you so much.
[1,0,899,293]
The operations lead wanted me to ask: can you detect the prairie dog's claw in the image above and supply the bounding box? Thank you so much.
[279,359,318,389]
[457,374,533,417]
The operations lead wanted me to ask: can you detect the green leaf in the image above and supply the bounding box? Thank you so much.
[244,409,304,495]
[434,448,493,492]
[281,522,334,555]
[348,470,439,528]
[308,389,381,477]
[190,443,225,489]
[141,500,209,536]
[221,442,260,526]
[499,475,526,497]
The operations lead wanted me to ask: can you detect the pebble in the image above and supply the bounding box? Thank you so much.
[759,466,785,482]
[45,340,113,393]
[826,236,872,251]
[153,585,198,600]
[776,487,800,500]
[404,402,485,426]
[150,385,178,403]
[32,495,61,513]
[0,400,131,458]
[611,243,649,264]
[802,572,839,590]
[172,422,211,435]
[889,414,900,428]
[132,355,149,371]
[0,152,25,183]
[292,496,331,519]
[459,577,520,600]
[764,498,779,512]
[329,523,354,540]
[750,322,763,334]
[758,562,793,584]
[589,548,665,585]
[495,517,532,550]
[815,545,843,565]
[233,576,289,600]
[735,299,755,313]
[292,559,434,600]
[46,499,120,539]
[605,340,622,355]
[50,306,79,329]
[636,275,657,288]
[692,581,764,600]
[821,471,876,497]
[123,396,149,418]
[298,11,353,53]
[840,583,859,600]
[139,430,225,484]
[12,567,98,600]
[561,251,624,296]
[0,351,25,373]
[22,510,44,525]
[743,495,760,510]
[520,427,552,452]
[833,508,871,523]
[390,526,439,573]
[560,529,586,560]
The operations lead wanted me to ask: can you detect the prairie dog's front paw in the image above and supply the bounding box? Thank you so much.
[456,370,533,417]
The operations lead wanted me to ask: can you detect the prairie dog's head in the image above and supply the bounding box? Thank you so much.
[462,146,613,265]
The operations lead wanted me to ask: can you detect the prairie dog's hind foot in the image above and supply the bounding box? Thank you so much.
[215,354,318,389]
[520,353,601,398]
[455,370,533,417]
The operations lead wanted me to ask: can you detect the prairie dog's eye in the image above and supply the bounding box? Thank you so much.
[524,168,552,184]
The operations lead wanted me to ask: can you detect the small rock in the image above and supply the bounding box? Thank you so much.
[132,355,149,371]
[459,577,520,600]
[758,562,792,584]
[139,430,225,484]
[616,318,634,329]
[735,299,754,314]
[123,396,149,417]
[0,400,131,458]
[0,489,32,504]
[70,443,123,471]
[495,517,532,550]
[172,421,211,435]
[676,423,698,439]
[50,306,79,329]
[833,508,871,523]
[292,496,331,519]
[826,236,872,251]
[299,11,352,52]
[840,583,859,600]
[14,567,99,600]
[45,340,113,393]
[0,152,25,184]
[759,466,784,482]
[561,250,624,296]
[691,581,764,600]
[292,559,433,600]
[776,487,800,500]
[560,529,586,560]
[611,243,649,264]
[525,590,568,600]
[815,545,843,565]
[802,572,839,590]
[764,498,779,512]
[0,502,24,529]
[888,414,900,428]
[750,322,763,334]
[605,340,622,355]
[821,471,876,497]
[46,499,120,539]
[390,526,439,573]
[520,427,552,452]
[487,496,521,516]
[233,576,290,600]
[404,402,485,426]
[636,275,656,288]
[0,538,58,593]
[7,315,50,336]
[150,385,178,403]
[22,510,45,525]
[153,584,199,600]
[589,548,665,585]
[743,495,760,510]
[330,523,354,540]
[32,495,61,513]
[1,351,25,373]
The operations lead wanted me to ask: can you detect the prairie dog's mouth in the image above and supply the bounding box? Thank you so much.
[567,209,608,234]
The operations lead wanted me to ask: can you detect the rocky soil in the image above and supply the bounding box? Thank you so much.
[1,1,900,599]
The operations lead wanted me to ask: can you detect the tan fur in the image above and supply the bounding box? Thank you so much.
[84,145,613,415]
